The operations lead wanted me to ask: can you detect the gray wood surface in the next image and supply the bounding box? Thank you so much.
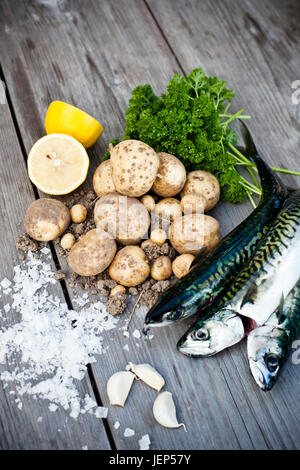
[0,98,111,449]
[0,0,299,450]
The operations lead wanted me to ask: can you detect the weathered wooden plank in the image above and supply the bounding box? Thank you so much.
[0,83,111,449]
[1,0,299,450]
[146,0,300,449]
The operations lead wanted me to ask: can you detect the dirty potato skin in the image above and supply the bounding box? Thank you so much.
[151,256,172,281]
[110,140,159,197]
[172,254,195,278]
[93,160,116,197]
[152,152,186,197]
[94,192,150,245]
[169,213,220,254]
[24,198,70,241]
[154,198,182,223]
[109,246,150,287]
[180,170,220,212]
[68,228,116,276]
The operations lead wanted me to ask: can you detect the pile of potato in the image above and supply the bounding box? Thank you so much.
[24,139,221,298]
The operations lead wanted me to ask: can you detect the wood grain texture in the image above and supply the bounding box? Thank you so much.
[0,94,111,449]
[0,0,299,450]
[146,0,300,449]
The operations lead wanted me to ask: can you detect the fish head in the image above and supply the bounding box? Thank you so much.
[177,309,245,357]
[144,294,198,329]
[247,325,288,391]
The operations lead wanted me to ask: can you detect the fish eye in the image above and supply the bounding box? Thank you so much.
[265,354,279,372]
[194,328,208,341]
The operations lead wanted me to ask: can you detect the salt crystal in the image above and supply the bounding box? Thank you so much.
[83,394,97,411]
[114,421,120,429]
[124,428,135,437]
[94,406,108,419]
[133,329,141,339]
[122,330,129,338]
[37,417,43,423]
[17,402,23,410]
[1,278,11,289]
[82,445,88,450]
[138,434,151,450]
[4,304,10,313]
[123,344,129,352]
[0,252,118,419]
[40,247,50,255]
[49,403,58,412]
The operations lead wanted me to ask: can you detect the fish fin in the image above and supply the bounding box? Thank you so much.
[277,293,287,323]
[240,283,258,309]
[238,120,259,160]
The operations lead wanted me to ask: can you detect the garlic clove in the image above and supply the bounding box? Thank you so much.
[106,371,135,407]
[153,391,186,431]
[126,362,165,391]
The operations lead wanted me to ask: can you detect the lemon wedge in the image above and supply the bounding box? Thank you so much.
[45,101,103,148]
[27,134,89,195]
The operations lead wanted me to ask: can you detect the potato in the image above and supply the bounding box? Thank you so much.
[151,256,172,281]
[93,160,116,197]
[154,198,182,223]
[141,238,156,250]
[152,152,186,197]
[172,254,195,278]
[150,228,167,245]
[68,228,116,276]
[70,204,87,223]
[60,233,75,250]
[94,192,150,245]
[141,194,156,212]
[181,170,220,212]
[169,213,220,254]
[109,246,150,287]
[110,140,159,197]
[110,285,126,296]
[24,198,70,241]
[180,194,205,214]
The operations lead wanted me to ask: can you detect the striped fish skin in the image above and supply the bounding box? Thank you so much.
[177,189,300,357]
[220,189,300,325]
[144,156,286,329]
[248,278,300,391]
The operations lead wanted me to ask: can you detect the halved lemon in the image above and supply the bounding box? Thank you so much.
[45,101,103,148]
[27,134,89,195]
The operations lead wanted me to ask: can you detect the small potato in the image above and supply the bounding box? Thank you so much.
[172,254,195,279]
[68,228,116,276]
[24,198,70,241]
[169,213,220,255]
[94,192,150,245]
[151,256,172,281]
[152,152,186,197]
[110,140,159,197]
[70,204,87,223]
[141,194,156,212]
[93,160,116,197]
[150,228,167,245]
[109,246,150,287]
[181,170,220,212]
[154,198,182,223]
[180,194,205,214]
[110,285,126,296]
[60,233,75,250]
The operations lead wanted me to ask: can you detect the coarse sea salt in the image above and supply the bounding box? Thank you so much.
[138,434,151,450]
[0,252,118,420]
[124,428,135,437]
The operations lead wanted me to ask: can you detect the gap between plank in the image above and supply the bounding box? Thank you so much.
[0,62,116,451]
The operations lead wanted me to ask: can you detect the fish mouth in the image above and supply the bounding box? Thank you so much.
[177,334,216,357]
[248,357,277,391]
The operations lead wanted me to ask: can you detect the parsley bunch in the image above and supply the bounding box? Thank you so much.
[103,69,299,205]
